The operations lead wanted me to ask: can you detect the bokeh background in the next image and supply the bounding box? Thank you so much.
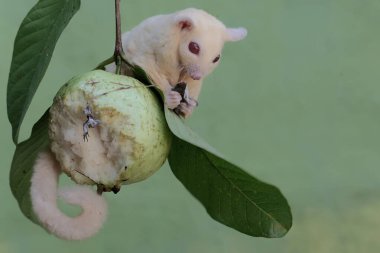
[1,0,380,252]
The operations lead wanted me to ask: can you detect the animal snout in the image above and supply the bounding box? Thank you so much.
[186,65,202,80]
[190,73,202,80]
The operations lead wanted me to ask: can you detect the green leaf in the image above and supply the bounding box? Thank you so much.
[164,108,222,156]
[165,108,292,237]
[10,109,50,224]
[7,0,81,144]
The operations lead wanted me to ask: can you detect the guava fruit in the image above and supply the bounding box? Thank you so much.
[49,70,172,192]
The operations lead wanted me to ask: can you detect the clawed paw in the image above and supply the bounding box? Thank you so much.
[175,101,197,118]
[165,90,182,109]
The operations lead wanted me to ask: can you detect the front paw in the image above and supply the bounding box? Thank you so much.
[165,90,182,109]
[176,101,196,118]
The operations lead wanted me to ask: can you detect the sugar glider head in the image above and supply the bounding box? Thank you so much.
[174,8,247,81]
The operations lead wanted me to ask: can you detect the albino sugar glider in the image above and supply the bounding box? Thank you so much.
[107,8,247,117]
[30,8,247,241]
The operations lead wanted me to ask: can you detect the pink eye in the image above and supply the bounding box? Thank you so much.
[212,55,220,63]
[189,42,200,55]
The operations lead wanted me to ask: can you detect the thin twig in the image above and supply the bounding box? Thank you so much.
[113,0,134,75]
[114,0,124,74]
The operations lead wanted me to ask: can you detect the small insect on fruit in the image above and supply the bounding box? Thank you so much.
[82,105,101,142]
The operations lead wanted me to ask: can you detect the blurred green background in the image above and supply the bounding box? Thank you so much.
[1,0,380,252]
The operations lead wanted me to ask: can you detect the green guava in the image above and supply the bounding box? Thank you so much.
[49,70,172,191]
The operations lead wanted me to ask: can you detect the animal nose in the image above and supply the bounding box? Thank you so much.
[191,75,201,80]
[190,73,202,80]
[186,65,202,80]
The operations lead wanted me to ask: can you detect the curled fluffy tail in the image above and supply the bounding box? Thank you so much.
[30,150,107,240]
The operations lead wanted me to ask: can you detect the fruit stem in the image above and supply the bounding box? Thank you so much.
[113,0,133,75]
[114,0,122,74]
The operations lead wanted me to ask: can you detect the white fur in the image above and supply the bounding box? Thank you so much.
[106,8,247,117]
[225,27,248,41]
[30,150,107,240]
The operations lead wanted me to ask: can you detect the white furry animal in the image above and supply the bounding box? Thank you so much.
[30,8,247,241]
[107,8,247,117]
[31,150,107,240]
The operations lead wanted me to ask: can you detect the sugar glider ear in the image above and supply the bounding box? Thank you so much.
[225,27,248,41]
[175,15,195,31]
